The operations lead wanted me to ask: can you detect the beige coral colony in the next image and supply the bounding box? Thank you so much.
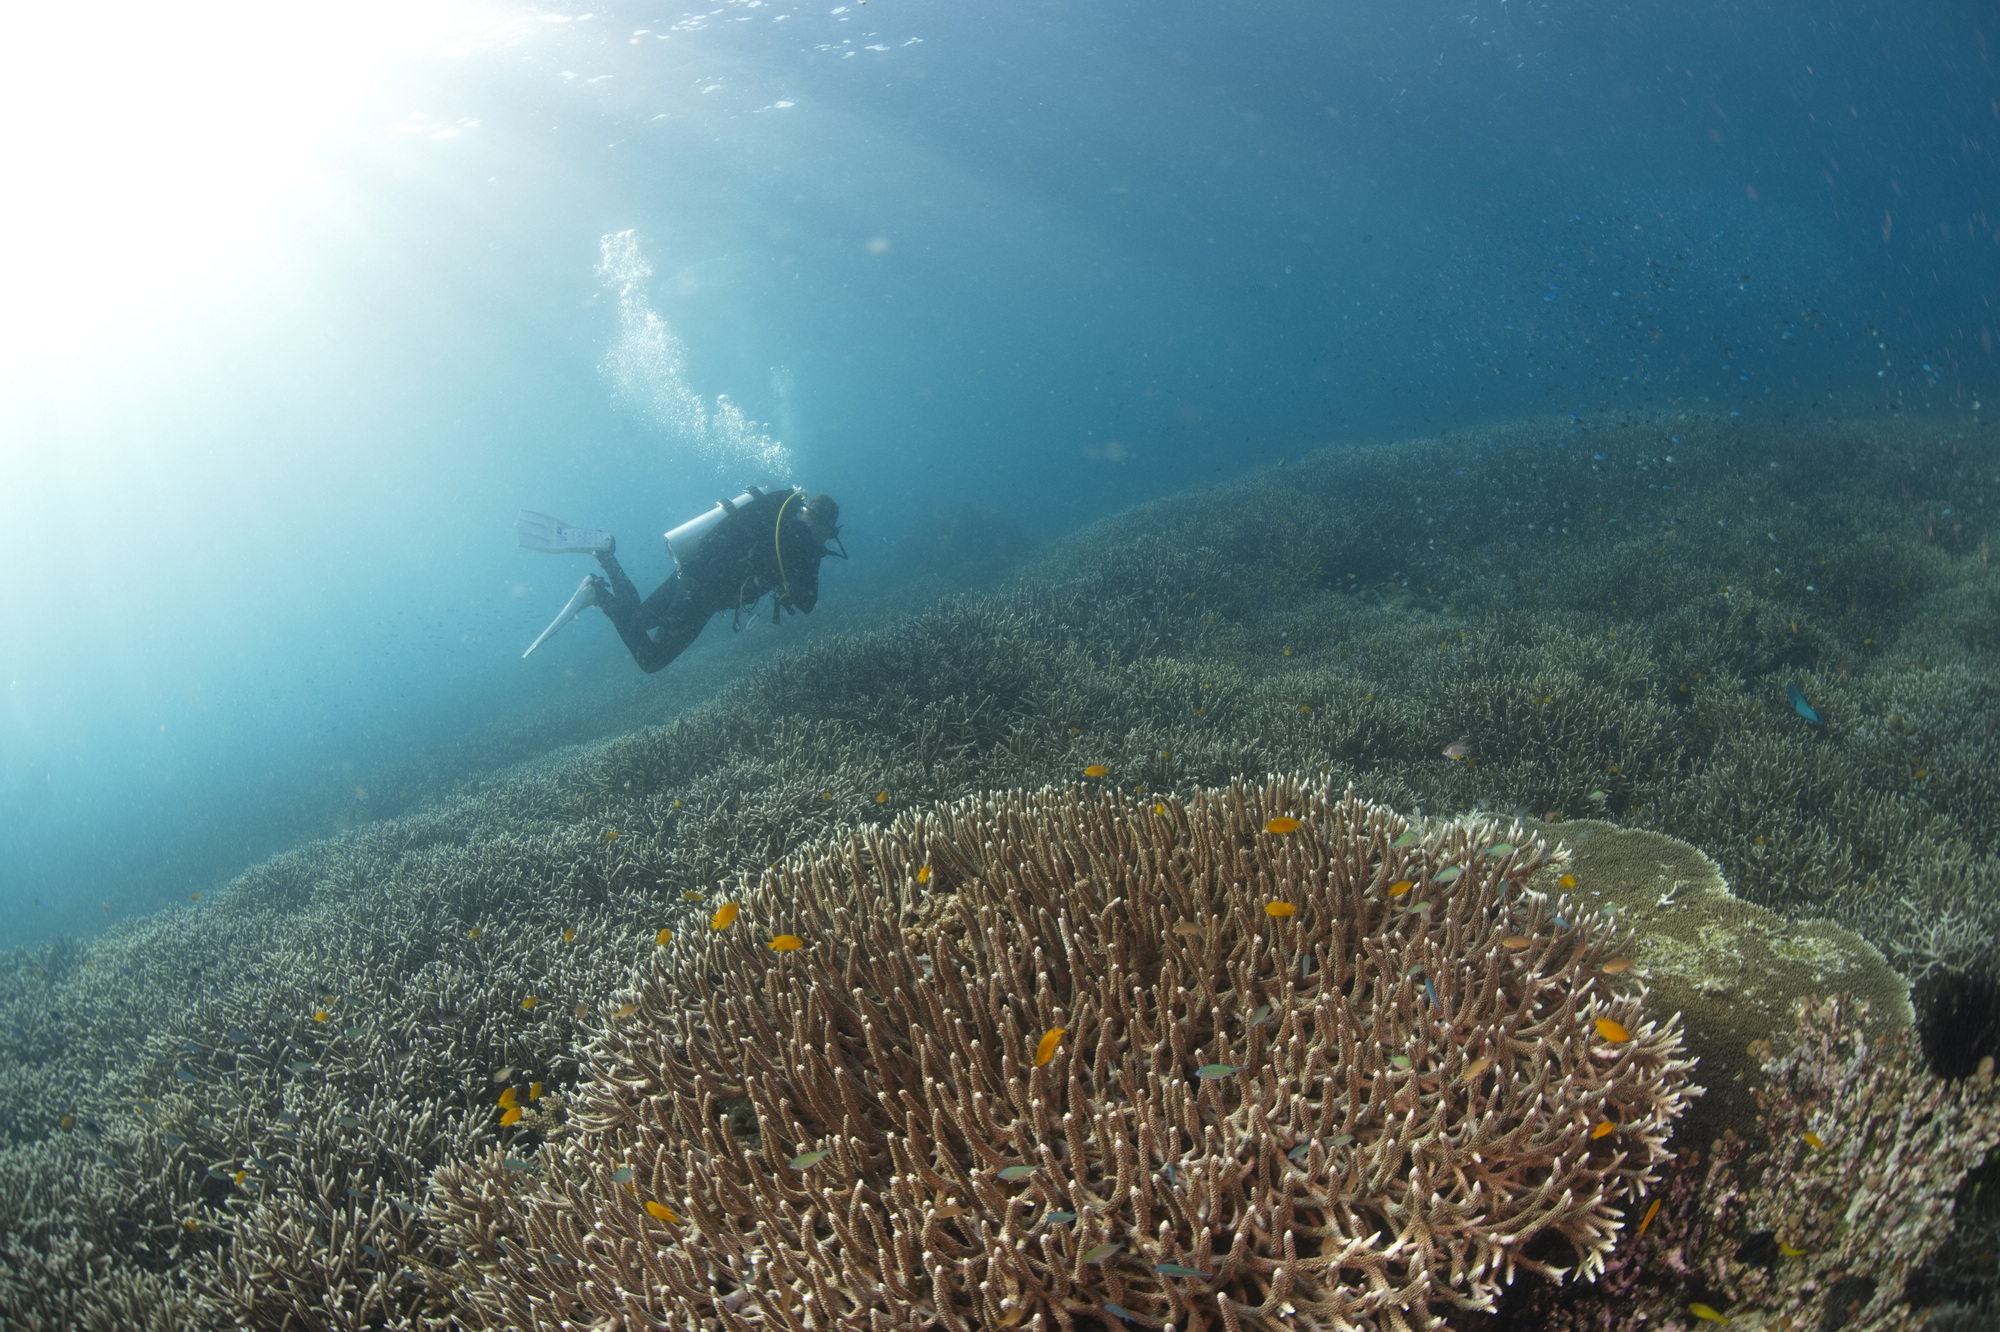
[429,780,1629,1329]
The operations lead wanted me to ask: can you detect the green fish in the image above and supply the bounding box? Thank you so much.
[1196,1063,1247,1078]
[1485,843,1515,856]
[1045,1211,1077,1224]
[611,1167,634,1184]
[1082,1242,1122,1263]
[1389,1055,1413,1070]
[503,1158,533,1173]
[1432,866,1464,883]
[998,1165,1037,1180]
[788,1150,830,1169]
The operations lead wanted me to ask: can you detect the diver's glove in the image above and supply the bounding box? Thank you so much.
[517,511,614,554]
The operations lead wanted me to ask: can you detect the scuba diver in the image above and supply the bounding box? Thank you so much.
[516,487,843,673]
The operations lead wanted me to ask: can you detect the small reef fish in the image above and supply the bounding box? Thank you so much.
[1264,816,1302,834]
[613,1003,639,1017]
[934,1202,967,1218]
[313,1010,330,1022]
[768,935,804,951]
[1779,1241,1808,1257]
[499,1088,520,1109]
[998,1165,1037,1180]
[1485,842,1515,856]
[916,866,932,884]
[1104,1304,1135,1323]
[466,927,482,940]
[1035,1028,1065,1066]
[788,1149,830,1169]
[1636,1196,1662,1238]
[682,891,704,901]
[1432,866,1463,883]
[500,1107,523,1126]
[1559,873,1578,889]
[1248,1004,1273,1027]
[529,1082,543,1100]
[1172,920,1206,936]
[503,1158,533,1172]
[1442,739,1472,759]
[1601,958,1634,974]
[602,830,619,842]
[711,903,740,930]
[1388,879,1415,897]
[1264,901,1296,918]
[1389,1055,1413,1070]
[1081,1242,1122,1263]
[1502,935,1534,951]
[573,1004,589,1019]
[655,928,673,945]
[1786,680,1823,727]
[1045,1210,1076,1224]
[1197,1063,1247,1078]
[644,1200,679,1223]
[611,1167,634,1184]
[1393,830,1420,848]
[562,928,576,943]
[1689,1303,1731,1323]
[1591,1120,1617,1139]
[1595,1017,1634,1043]
[1083,765,1110,778]
[1802,1131,1825,1151]
[1156,1263,1208,1278]
[876,790,888,803]
[1462,1056,1493,1081]
[521,996,538,1011]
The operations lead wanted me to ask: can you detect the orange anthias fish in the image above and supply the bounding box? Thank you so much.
[1034,1028,1065,1066]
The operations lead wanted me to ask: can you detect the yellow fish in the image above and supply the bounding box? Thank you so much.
[1591,1120,1617,1139]
[1689,1304,1730,1323]
[1501,935,1532,950]
[875,790,888,804]
[1779,1241,1807,1257]
[1388,880,1415,897]
[500,1106,523,1127]
[499,1087,519,1109]
[602,830,619,842]
[645,1200,679,1223]
[769,935,804,951]
[613,1003,640,1018]
[656,928,673,946]
[1595,1017,1634,1043]
[1802,1131,1824,1151]
[916,866,932,884]
[573,1004,589,1020]
[562,927,576,943]
[1035,1028,1064,1067]
[57,1115,73,1129]
[711,903,740,930]
[1559,873,1578,889]
[521,996,538,1012]
[1083,765,1110,778]
[1601,958,1634,975]
[1461,1056,1493,1081]
[1637,1196,1661,1238]
[682,891,704,901]
[1154,802,1167,815]
[1264,901,1297,918]
[189,893,202,902]
[529,1081,543,1101]
[313,1011,330,1023]
[466,927,482,940]
[1264,816,1302,834]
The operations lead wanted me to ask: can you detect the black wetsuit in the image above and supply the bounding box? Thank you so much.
[593,489,829,674]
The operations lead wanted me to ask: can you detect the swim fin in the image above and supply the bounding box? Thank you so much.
[523,575,600,658]
[516,511,614,554]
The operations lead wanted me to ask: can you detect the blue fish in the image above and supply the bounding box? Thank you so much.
[1786,681,1822,727]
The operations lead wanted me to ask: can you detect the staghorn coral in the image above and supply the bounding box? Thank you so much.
[431,776,1693,1331]
[1497,995,2000,1332]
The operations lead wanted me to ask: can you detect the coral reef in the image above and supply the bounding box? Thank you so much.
[1530,819,1908,1138]
[1493,996,2000,1332]
[1,411,1998,1326]
[431,777,1692,1331]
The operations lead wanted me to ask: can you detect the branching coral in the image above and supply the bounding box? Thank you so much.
[431,777,1693,1331]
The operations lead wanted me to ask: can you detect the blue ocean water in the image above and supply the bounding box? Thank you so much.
[0,0,1992,949]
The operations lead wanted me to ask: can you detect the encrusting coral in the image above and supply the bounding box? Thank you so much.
[431,776,1694,1331]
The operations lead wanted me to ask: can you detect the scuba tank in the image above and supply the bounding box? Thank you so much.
[663,487,788,569]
